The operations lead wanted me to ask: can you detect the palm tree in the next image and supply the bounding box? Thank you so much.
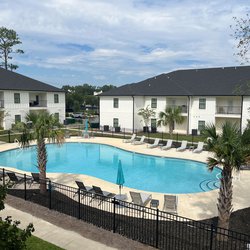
[202,122,250,239]
[20,111,65,194]
[157,106,184,136]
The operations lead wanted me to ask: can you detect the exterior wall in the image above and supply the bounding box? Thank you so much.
[99,96,133,130]
[1,90,65,129]
[242,96,250,131]
[189,97,216,134]
[46,92,65,124]
[99,95,250,134]
[3,90,29,129]
[134,96,145,130]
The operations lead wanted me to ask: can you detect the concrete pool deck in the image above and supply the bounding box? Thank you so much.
[1,136,250,221]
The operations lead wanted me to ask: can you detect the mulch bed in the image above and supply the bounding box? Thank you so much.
[5,194,153,250]
[5,188,250,249]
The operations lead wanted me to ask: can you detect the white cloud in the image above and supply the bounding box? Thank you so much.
[0,0,249,85]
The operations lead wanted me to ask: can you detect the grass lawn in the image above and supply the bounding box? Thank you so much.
[26,235,63,250]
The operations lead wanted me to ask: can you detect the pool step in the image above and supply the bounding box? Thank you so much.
[199,179,220,192]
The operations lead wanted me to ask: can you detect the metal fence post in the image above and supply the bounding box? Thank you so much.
[78,188,81,219]
[209,223,214,250]
[8,130,11,143]
[161,132,163,144]
[3,168,5,186]
[123,128,125,139]
[113,197,116,233]
[24,174,27,200]
[49,180,52,209]
[156,209,159,248]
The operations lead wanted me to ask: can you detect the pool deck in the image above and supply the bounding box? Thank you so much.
[1,136,250,221]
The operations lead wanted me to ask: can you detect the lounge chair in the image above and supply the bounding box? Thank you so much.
[91,185,116,205]
[129,191,152,206]
[147,138,160,149]
[193,141,204,153]
[30,172,40,185]
[65,130,71,138]
[7,172,25,186]
[132,135,146,145]
[176,140,187,152]
[30,172,50,186]
[163,194,178,214]
[240,165,250,170]
[74,181,93,198]
[123,134,136,143]
[161,139,173,150]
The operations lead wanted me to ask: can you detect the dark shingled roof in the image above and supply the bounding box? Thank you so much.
[0,68,64,92]
[100,66,250,96]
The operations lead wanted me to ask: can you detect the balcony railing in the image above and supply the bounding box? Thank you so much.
[29,100,47,107]
[0,100,4,108]
[216,106,241,115]
[166,105,188,113]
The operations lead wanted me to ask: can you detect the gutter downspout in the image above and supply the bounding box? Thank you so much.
[240,95,243,134]
[132,95,134,133]
[187,96,190,135]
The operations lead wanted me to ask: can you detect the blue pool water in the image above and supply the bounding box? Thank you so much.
[0,143,221,193]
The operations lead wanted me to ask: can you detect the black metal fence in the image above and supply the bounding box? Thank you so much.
[1,168,250,249]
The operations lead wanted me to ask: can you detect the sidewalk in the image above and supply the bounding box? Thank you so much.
[1,204,116,250]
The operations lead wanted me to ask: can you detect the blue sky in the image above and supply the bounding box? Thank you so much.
[0,0,249,88]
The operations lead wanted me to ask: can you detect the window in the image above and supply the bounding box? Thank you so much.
[199,98,206,109]
[151,119,157,128]
[54,113,59,121]
[198,120,205,131]
[54,94,59,103]
[14,93,20,104]
[113,118,119,127]
[15,115,21,123]
[113,98,119,108]
[151,98,157,108]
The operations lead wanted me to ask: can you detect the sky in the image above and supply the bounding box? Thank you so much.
[0,0,249,88]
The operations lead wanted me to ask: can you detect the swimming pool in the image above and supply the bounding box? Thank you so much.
[0,142,221,193]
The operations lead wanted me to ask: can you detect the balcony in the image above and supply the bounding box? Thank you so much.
[216,106,241,115]
[29,100,47,108]
[166,105,188,113]
[0,100,4,108]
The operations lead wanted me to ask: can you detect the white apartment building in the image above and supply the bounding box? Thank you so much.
[99,66,250,134]
[0,68,65,129]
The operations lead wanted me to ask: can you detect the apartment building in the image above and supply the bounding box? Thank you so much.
[0,68,65,129]
[99,66,250,134]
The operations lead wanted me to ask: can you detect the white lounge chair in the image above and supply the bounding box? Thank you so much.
[147,138,160,149]
[129,191,152,206]
[163,194,178,214]
[132,135,146,145]
[176,140,187,152]
[123,134,136,143]
[193,141,204,153]
[161,139,173,150]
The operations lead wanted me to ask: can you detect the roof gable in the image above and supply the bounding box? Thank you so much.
[100,66,250,96]
[0,68,64,92]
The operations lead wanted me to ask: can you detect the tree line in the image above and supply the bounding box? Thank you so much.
[61,84,116,112]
